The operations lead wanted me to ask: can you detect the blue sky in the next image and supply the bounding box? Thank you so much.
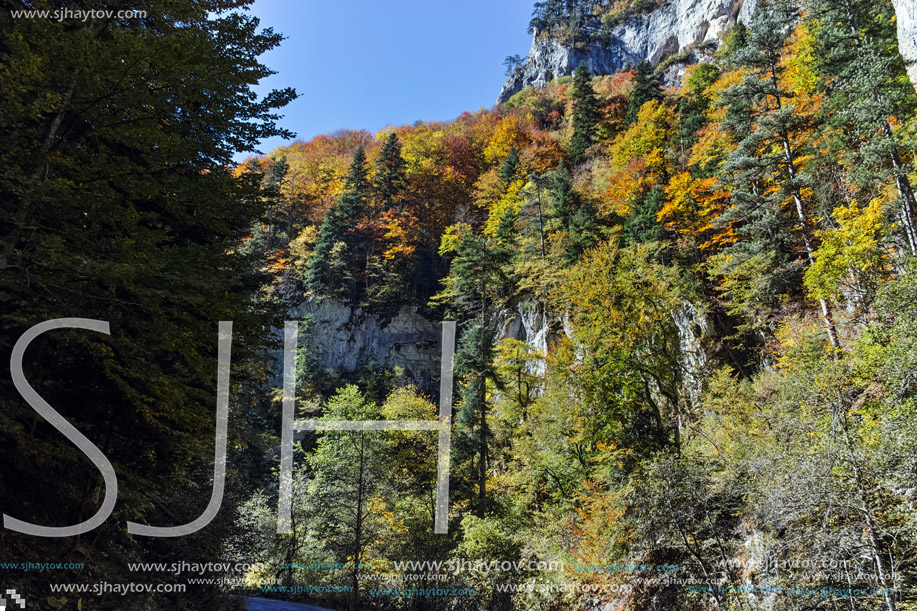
[239,0,535,159]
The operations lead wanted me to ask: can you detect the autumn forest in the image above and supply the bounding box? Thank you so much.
[2,0,917,610]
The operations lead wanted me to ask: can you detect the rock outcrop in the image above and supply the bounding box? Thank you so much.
[285,300,442,392]
[497,0,755,103]
[892,0,917,88]
[499,0,917,100]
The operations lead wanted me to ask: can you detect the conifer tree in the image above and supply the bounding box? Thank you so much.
[550,163,597,260]
[454,318,498,518]
[807,0,917,253]
[307,146,369,299]
[434,227,513,517]
[623,187,666,245]
[499,145,521,184]
[570,64,600,165]
[374,132,407,211]
[264,154,291,251]
[625,60,663,126]
[717,1,840,347]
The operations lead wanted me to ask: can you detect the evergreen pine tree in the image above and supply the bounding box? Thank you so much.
[551,163,577,229]
[373,132,406,211]
[454,318,498,518]
[549,163,597,260]
[270,153,288,187]
[807,0,917,253]
[264,154,290,250]
[570,64,600,165]
[307,146,369,299]
[499,145,521,184]
[623,187,665,245]
[625,60,663,126]
[434,227,514,517]
[716,1,839,347]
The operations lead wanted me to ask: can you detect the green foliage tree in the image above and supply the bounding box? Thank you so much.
[714,0,839,346]
[0,1,295,606]
[307,146,370,300]
[570,64,600,165]
[498,145,521,184]
[374,132,407,211]
[625,60,663,126]
[557,243,691,462]
[549,163,598,259]
[807,0,917,253]
[434,226,514,517]
[622,185,666,244]
[305,387,381,608]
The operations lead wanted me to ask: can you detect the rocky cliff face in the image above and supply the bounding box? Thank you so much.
[284,300,561,388]
[286,300,442,392]
[892,0,917,88]
[282,297,711,410]
[499,0,917,101]
[498,0,757,103]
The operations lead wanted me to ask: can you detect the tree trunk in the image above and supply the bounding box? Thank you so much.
[478,378,488,518]
[881,121,917,254]
[784,146,841,350]
[769,64,841,349]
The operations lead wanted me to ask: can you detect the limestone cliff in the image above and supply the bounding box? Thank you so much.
[497,0,757,103]
[892,0,917,88]
[286,300,442,392]
[498,0,917,100]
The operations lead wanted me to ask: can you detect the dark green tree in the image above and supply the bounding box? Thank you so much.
[625,60,663,126]
[806,0,917,253]
[570,64,600,165]
[549,163,597,260]
[307,146,370,300]
[623,186,666,245]
[716,0,839,347]
[433,228,513,517]
[0,1,295,606]
[499,145,521,184]
[454,318,499,518]
[259,154,291,253]
[373,132,407,211]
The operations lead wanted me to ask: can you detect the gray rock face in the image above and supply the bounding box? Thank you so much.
[672,300,710,408]
[892,0,917,88]
[279,297,711,413]
[498,0,755,103]
[285,300,442,391]
[495,302,563,374]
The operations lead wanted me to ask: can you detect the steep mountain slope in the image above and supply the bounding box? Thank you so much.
[498,0,757,102]
[499,0,917,101]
